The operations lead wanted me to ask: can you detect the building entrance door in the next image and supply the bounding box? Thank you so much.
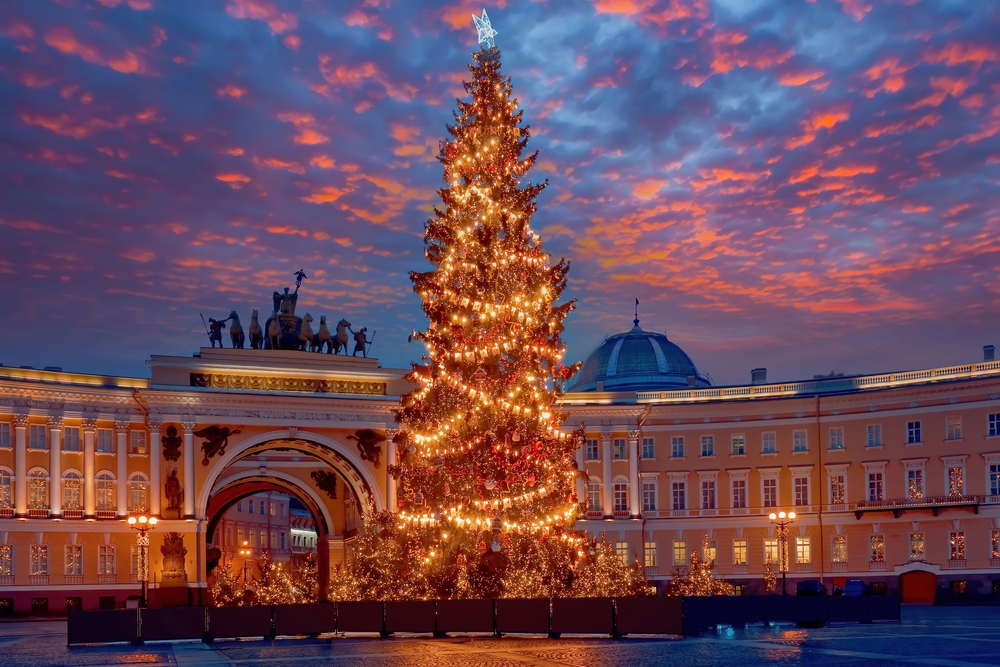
[900,570,936,604]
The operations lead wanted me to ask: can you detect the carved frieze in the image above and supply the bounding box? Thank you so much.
[190,372,386,396]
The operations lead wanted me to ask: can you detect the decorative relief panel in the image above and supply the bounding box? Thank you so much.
[189,373,386,396]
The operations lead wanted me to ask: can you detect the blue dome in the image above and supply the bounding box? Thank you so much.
[566,323,711,392]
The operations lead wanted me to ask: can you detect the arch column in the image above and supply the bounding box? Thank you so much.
[49,415,64,517]
[13,414,28,517]
[148,418,162,517]
[601,430,613,517]
[182,421,196,518]
[385,428,399,510]
[82,417,96,518]
[115,420,129,517]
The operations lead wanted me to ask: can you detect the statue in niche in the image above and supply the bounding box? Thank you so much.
[165,468,183,513]
[347,429,386,468]
[311,470,338,500]
[162,425,182,462]
[160,532,188,583]
[194,425,242,465]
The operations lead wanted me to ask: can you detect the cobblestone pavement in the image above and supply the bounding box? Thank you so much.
[3,606,1000,666]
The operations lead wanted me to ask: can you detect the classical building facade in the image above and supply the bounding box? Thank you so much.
[1,323,998,611]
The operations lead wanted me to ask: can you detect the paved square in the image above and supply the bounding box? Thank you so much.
[4,606,999,666]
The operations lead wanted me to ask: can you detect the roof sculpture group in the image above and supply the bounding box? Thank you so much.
[200,270,375,357]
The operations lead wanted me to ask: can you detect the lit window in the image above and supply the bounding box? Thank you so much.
[762,432,776,454]
[907,421,922,444]
[867,472,883,502]
[700,435,714,457]
[794,477,809,506]
[270,502,275,516]
[129,475,148,513]
[98,545,115,575]
[731,479,747,509]
[867,424,882,448]
[731,434,745,455]
[63,472,82,511]
[907,468,924,500]
[671,436,684,458]
[0,471,13,510]
[733,539,747,566]
[65,545,82,576]
[832,535,847,563]
[673,540,687,567]
[701,480,716,510]
[28,471,48,510]
[641,437,655,459]
[764,538,779,566]
[130,430,147,455]
[796,537,811,564]
[613,439,627,459]
[97,428,114,453]
[950,531,965,560]
[992,530,999,559]
[909,533,925,560]
[614,541,629,565]
[0,545,12,576]
[641,480,657,511]
[96,473,115,513]
[671,482,685,511]
[30,545,48,576]
[613,481,628,512]
[793,430,808,452]
[948,467,964,497]
[828,427,844,450]
[830,474,845,504]
[644,541,657,568]
[64,427,81,452]
[870,534,885,561]
[587,481,601,512]
[703,539,717,567]
[585,439,599,461]
[29,425,47,450]
[762,478,777,507]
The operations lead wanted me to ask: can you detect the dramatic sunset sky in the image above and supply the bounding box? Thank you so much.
[1,0,998,385]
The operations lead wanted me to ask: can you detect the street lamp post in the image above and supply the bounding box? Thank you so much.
[239,540,254,585]
[127,513,157,608]
[768,510,796,596]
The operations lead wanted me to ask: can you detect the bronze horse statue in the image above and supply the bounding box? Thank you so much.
[229,310,245,349]
[333,319,351,355]
[248,309,263,349]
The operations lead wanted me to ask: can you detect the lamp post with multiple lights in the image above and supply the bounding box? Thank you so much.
[768,510,795,596]
[126,513,157,608]
[239,540,254,587]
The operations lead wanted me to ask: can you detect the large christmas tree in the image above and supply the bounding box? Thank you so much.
[331,36,647,601]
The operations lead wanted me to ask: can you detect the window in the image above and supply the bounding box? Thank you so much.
[732,478,747,509]
[948,466,964,497]
[129,430,146,455]
[270,531,277,549]
[990,465,1000,496]
[990,414,1000,438]
[237,528,244,545]
[280,532,287,551]
[993,530,1000,559]
[870,534,885,561]
[613,480,628,512]
[98,545,115,575]
[249,529,255,547]
[29,424,47,450]
[671,481,685,511]
[270,501,276,516]
[796,537,811,564]
[129,475,148,513]
[644,541,657,568]
[950,531,965,560]
[641,479,657,511]
[793,477,809,506]
[673,540,687,566]
[762,478,777,507]
[701,435,714,457]
[829,427,844,450]
[731,434,745,455]
[793,430,808,452]
[260,531,267,549]
[832,535,847,563]
[764,538,779,566]
[867,424,882,448]
[613,438,627,460]
[868,471,883,502]
[762,432,776,454]
[830,474,845,504]
[28,471,48,510]
[701,479,716,510]
[249,500,254,514]
[63,472,82,511]
[703,539,717,567]
[0,471,12,509]
[0,422,9,448]
[585,439,599,461]
[64,427,81,452]
[910,533,925,560]
[97,428,114,453]
[907,468,924,500]
[670,436,684,458]
[614,541,629,565]
[96,473,115,513]
[587,480,601,512]
[0,545,11,576]
[945,416,962,441]
[907,421,922,444]
[65,545,82,576]
[130,545,141,579]
[733,539,747,566]
[30,545,48,576]
[641,437,655,459]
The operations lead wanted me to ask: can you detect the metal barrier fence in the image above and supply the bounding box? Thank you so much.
[66,595,899,645]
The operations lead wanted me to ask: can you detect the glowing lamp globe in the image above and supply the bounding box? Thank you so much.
[768,512,777,520]
[127,517,137,525]
[149,517,158,526]
[778,511,786,519]
[788,512,796,520]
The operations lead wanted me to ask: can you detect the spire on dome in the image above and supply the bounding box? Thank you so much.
[633,298,640,330]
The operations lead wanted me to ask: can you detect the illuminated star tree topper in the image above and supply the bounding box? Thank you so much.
[472,9,498,48]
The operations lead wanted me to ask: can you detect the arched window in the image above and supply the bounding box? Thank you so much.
[96,472,116,515]
[128,473,148,513]
[0,469,12,511]
[28,469,48,511]
[586,477,602,513]
[613,476,629,513]
[63,470,83,512]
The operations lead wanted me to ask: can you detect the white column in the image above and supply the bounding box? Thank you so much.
[575,435,586,505]
[82,418,96,518]
[182,421,196,518]
[148,419,161,517]
[601,431,613,517]
[628,430,640,518]
[13,414,28,517]
[115,420,129,517]
[385,428,398,510]
[49,415,63,517]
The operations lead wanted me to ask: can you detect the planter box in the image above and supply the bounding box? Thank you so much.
[384,600,435,634]
[436,599,494,634]
[615,597,682,635]
[495,598,549,634]
[336,601,383,633]
[273,603,336,636]
[208,605,271,640]
[551,597,613,635]
[68,609,137,645]
[140,607,205,642]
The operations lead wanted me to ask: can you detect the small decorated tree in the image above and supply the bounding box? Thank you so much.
[571,535,649,598]
[292,551,320,602]
[252,555,298,605]
[209,561,244,607]
[666,536,735,596]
